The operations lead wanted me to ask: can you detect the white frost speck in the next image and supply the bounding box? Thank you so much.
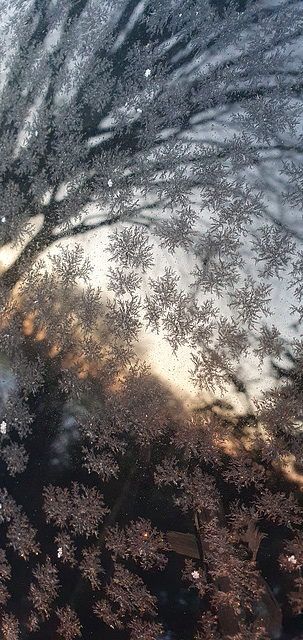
[191,570,200,580]
[0,421,7,435]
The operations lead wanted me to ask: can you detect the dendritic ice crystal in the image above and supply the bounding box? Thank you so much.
[0,1,302,639]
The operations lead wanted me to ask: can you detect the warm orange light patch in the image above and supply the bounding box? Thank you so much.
[220,436,242,457]
[49,344,61,358]
[78,364,89,379]
[35,328,47,341]
[22,314,35,335]
[273,455,303,491]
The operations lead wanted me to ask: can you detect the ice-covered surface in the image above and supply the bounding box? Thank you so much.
[0,0,302,415]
